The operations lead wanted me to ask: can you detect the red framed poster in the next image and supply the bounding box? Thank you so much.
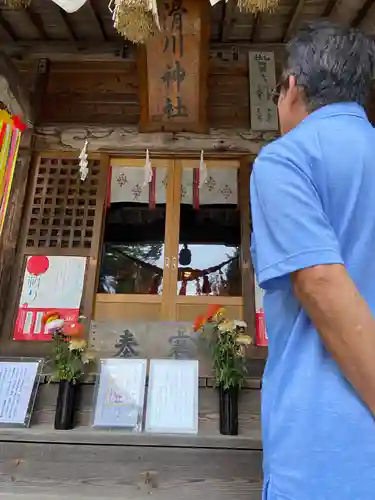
[14,256,86,341]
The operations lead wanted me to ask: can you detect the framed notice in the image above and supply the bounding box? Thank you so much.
[145,359,199,435]
[92,358,147,431]
[14,255,86,341]
[0,358,43,427]
[249,51,278,131]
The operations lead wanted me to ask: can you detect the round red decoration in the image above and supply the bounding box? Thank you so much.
[27,256,49,276]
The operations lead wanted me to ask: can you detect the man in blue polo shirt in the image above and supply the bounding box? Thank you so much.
[251,21,375,500]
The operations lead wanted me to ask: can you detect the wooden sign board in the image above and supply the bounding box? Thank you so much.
[249,51,279,131]
[139,0,209,133]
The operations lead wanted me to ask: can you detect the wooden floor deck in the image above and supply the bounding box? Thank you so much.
[0,383,263,499]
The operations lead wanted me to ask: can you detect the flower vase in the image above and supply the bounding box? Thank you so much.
[54,381,77,430]
[219,385,239,436]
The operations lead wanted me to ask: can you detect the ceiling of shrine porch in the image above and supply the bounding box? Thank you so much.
[0,0,373,60]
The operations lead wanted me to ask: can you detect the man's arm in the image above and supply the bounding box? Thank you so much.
[293,264,375,416]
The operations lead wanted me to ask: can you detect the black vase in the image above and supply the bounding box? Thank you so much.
[219,385,239,436]
[54,381,77,430]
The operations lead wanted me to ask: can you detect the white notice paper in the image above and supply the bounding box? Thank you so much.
[146,359,199,435]
[93,358,147,430]
[0,361,40,426]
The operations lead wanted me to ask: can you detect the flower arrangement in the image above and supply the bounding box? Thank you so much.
[194,304,252,390]
[42,311,94,384]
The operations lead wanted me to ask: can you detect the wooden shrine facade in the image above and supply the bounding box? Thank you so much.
[0,1,373,498]
[0,0,375,360]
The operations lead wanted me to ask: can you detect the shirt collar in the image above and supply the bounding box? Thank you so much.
[301,102,368,126]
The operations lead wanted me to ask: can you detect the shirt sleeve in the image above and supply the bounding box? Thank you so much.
[250,145,343,289]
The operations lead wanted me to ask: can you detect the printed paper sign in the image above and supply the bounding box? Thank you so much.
[0,361,40,426]
[93,358,147,430]
[145,359,199,434]
[14,256,86,341]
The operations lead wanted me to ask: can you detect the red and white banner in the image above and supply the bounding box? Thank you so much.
[255,276,268,346]
[14,256,86,341]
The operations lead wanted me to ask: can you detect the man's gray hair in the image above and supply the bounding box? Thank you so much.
[284,20,375,110]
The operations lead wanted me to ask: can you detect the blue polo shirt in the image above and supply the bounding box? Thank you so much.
[250,103,375,500]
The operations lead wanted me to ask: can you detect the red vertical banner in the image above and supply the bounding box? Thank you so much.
[148,167,156,209]
[255,276,268,346]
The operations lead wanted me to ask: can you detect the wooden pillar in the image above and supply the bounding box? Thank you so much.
[0,51,33,124]
[239,156,267,359]
[0,51,34,338]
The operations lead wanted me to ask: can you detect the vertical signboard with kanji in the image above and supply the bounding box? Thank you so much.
[139,0,209,133]
[14,256,86,341]
[249,51,279,131]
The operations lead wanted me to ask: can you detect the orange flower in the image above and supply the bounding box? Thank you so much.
[193,314,206,332]
[62,322,85,338]
[41,310,61,327]
[206,304,223,320]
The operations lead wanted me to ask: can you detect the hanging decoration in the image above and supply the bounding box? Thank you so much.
[236,0,279,13]
[0,110,26,236]
[78,140,89,182]
[109,0,160,44]
[5,0,31,8]
[142,149,153,187]
[26,256,50,303]
[198,150,207,189]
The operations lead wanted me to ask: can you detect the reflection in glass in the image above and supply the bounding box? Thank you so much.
[177,166,242,297]
[99,243,165,294]
[98,166,166,294]
[177,243,241,296]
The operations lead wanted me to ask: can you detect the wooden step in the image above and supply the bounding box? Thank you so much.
[0,382,263,499]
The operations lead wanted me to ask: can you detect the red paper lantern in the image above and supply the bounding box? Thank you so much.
[27,256,49,276]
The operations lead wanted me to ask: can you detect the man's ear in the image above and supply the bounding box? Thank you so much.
[287,75,301,106]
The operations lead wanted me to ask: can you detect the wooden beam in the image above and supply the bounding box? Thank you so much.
[352,0,375,28]
[330,0,368,25]
[86,0,107,41]
[0,51,33,123]
[220,0,237,42]
[322,0,339,17]
[249,12,263,43]
[0,12,17,42]
[51,3,77,41]
[283,0,305,42]
[25,7,48,40]
[0,41,134,61]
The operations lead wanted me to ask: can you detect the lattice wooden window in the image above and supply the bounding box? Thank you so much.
[25,156,105,253]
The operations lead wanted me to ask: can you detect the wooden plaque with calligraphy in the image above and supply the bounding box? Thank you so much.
[138,0,209,133]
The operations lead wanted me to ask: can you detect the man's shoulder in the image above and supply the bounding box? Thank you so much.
[255,129,313,178]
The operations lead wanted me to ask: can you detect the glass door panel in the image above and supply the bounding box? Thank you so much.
[95,158,175,321]
[169,159,243,321]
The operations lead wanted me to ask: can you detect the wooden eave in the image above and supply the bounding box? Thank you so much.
[0,0,373,60]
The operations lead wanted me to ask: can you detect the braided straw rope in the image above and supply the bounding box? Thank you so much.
[237,0,279,14]
[112,0,160,44]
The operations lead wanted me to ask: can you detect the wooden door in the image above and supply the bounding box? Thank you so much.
[166,158,244,322]
[95,158,176,322]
